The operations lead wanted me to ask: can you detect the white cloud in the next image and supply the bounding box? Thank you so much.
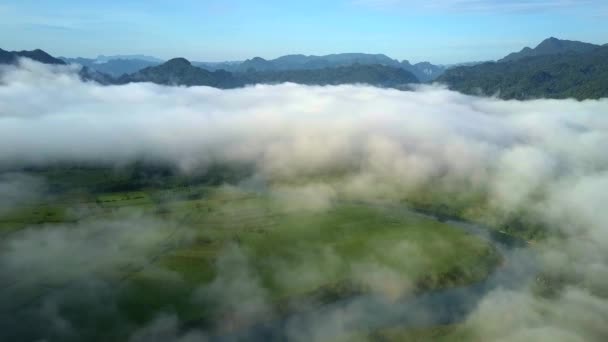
[1,60,608,341]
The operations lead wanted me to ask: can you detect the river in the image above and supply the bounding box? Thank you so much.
[209,204,538,341]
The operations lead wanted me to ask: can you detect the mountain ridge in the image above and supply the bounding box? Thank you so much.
[499,37,600,63]
[0,48,66,65]
[116,57,241,88]
[61,56,160,77]
[438,43,608,100]
[117,58,419,88]
[58,52,445,81]
[4,38,608,100]
[195,53,445,82]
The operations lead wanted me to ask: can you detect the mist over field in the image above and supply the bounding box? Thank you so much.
[1,60,608,341]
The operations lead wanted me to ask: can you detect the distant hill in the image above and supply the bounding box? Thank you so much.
[244,53,401,71]
[78,66,116,85]
[437,43,608,100]
[195,53,445,82]
[12,45,608,100]
[445,61,487,68]
[239,63,419,88]
[61,57,161,77]
[196,53,402,72]
[116,58,241,88]
[1,48,421,89]
[192,60,242,72]
[403,61,446,82]
[499,37,600,63]
[0,48,66,65]
[116,58,419,88]
[95,54,164,63]
[61,52,446,82]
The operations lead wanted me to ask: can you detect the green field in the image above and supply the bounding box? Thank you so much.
[0,168,501,341]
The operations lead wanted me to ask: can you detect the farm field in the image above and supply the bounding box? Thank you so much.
[0,168,501,341]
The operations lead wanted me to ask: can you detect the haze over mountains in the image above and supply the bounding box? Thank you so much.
[60,56,159,77]
[114,57,419,89]
[2,17,608,340]
[193,53,446,82]
[59,52,446,82]
[2,37,607,100]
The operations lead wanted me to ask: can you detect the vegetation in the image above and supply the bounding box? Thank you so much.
[369,324,473,342]
[117,57,242,88]
[438,44,608,100]
[239,63,419,87]
[0,48,66,65]
[196,53,445,82]
[117,58,420,88]
[0,165,501,341]
[61,57,160,77]
[499,37,600,63]
[7,39,608,100]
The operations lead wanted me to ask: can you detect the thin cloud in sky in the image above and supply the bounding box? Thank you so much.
[354,0,596,13]
[0,3,153,32]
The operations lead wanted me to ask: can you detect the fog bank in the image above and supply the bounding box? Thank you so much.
[1,60,608,341]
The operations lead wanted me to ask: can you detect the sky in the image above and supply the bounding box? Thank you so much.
[0,0,606,64]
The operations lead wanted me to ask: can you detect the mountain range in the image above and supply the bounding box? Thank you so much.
[58,53,446,82]
[498,37,600,63]
[117,57,419,89]
[116,58,241,88]
[194,53,446,82]
[236,63,419,88]
[94,54,163,63]
[2,37,607,100]
[60,56,160,77]
[0,48,66,65]
[438,37,608,100]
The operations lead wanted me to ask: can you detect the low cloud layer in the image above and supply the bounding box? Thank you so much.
[1,60,608,341]
[0,172,45,214]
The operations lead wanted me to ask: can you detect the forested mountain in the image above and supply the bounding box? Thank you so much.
[77,66,118,85]
[411,61,445,80]
[116,58,419,88]
[0,48,66,65]
[1,49,420,89]
[238,53,401,72]
[4,42,608,100]
[195,53,445,81]
[499,37,600,62]
[438,44,608,100]
[59,52,444,81]
[192,60,242,72]
[61,57,161,77]
[239,63,419,88]
[116,58,240,88]
[95,54,163,63]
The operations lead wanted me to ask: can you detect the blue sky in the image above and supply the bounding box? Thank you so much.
[0,0,606,64]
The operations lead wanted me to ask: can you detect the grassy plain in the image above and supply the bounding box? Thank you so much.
[0,167,501,340]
